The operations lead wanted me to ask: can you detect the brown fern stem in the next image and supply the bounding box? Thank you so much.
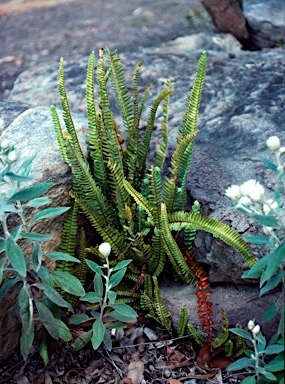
[183,248,213,343]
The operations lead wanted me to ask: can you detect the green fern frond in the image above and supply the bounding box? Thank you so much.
[106,47,134,134]
[136,88,174,183]
[168,211,256,267]
[86,52,108,192]
[57,58,85,162]
[177,306,189,337]
[177,51,207,143]
[160,203,197,284]
[163,130,199,213]
[148,166,162,227]
[123,179,154,223]
[75,228,88,286]
[225,340,234,357]
[147,232,166,276]
[50,106,69,163]
[233,324,247,357]
[123,61,142,183]
[184,200,200,250]
[155,80,171,170]
[96,49,123,172]
[152,276,171,331]
[213,328,229,349]
[187,324,205,346]
[55,199,78,273]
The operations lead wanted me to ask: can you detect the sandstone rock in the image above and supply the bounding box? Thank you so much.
[0,104,87,364]
[202,0,249,41]
[244,0,285,49]
[160,278,279,340]
[1,105,87,255]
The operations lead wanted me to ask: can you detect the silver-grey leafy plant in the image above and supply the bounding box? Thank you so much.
[0,140,85,360]
[69,242,138,352]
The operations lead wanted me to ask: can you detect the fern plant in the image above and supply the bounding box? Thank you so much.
[51,47,255,295]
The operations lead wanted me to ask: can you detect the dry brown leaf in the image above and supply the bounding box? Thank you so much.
[166,380,183,384]
[126,360,144,384]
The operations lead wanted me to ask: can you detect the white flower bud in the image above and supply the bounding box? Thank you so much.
[266,136,280,151]
[248,320,255,330]
[263,199,278,214]
[252,324,260,335]
[249,182,265,202]
[7,151,17,163]
[240,179,257,197]
[238,196,252,207]
[225,185,240,201]
[1,139,10,150]
[277,165,283,172]
[98,242,111,257]
[279,147,285,154]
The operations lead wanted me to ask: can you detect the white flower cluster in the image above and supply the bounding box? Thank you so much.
[225,179,266,204]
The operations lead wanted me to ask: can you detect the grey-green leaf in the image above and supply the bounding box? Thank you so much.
[32,207,70,223]
[9,182,52,201]
[21,233,52,242]
[94,273,103,296]
[54,319,72,341]
[35,301,59,339]
[35,283,74,312]
[50,271,85,296]
[45,252,80,263]
[227,357,255,371]
[109,268,126,288]
[112,259,132,271]
[229,328,252,342]
[69,314,90,325]
[6,236,26,277]
[73,330,92,351]
[91,318,105,350]
[110,303,138,318]
[20,323,34,360]
[80,292,102,303]
[85,259,104,276]
[27,197,52,207]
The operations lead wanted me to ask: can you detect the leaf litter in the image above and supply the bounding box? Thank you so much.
[0,319,244,384]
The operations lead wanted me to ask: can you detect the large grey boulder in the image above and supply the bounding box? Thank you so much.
[244,0,285,49]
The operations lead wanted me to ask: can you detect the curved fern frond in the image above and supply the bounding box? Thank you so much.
[123,179,154,223]
[163,130,199,212]
[168,211,256,267]
[136,89,174,182]
[177,51,207,143]
[86,52,108,191]
[55,199,78,273]
[50,106,69,163]
[184,200,200,250]
[155,80,171,170]
[187,324,205,346]
[106,47,134,134]
[160,203,196,284]
[138,86,150,123]
[152,276,171,331]
[148,232,166,276]
[57,57,85,162]
[96,49,123,171]
[75,228,88,286]
[177,306,189,337]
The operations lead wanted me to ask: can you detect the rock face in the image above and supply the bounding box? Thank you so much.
[0,104,87,364]
[244,0,285,49]
[2,32,284,354]
[201,0,249,40]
